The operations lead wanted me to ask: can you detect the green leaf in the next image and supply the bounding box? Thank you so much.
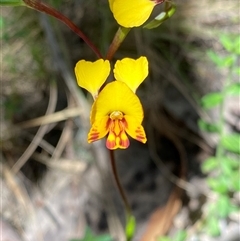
[234,67,240,75]
[220,36,232,52]
[71,227,113,241]
[219,34,240,55]
[221,134,240,154]
[216,195,231,218]
[207,50,223,67]
[201,92,223,109]
[174,230,187,241]
[125,215,136,240]
[221,158,234,176]
[95,235,112,241]
[220,34,234,53]
[228,204,240,214]
[222,156,239,169]
[143,4,176,29]
[229,172,240,191]
[205,216,220,237]
[198,119,220,133]
[207,49,235,68]
[233,35,240,55]
[207,177,228,194]
[202,156,218,173]
[0,0,25,6]
[226,83,240,96]
[221,55,235,68]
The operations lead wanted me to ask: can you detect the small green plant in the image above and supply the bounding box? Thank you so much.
[199,33,240,237]
[157,33,239,241]
[70,227,113,241]
[158,230,187,241]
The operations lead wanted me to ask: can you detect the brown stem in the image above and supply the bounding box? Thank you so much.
[109,150,132,216]
[23,0,102,58]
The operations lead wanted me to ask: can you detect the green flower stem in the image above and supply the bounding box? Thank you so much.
[22,0,102,58]
[109,150,135,241]
[106,26,130,60]
[0,0,25,6]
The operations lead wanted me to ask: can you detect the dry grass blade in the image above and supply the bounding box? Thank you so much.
[51,119,73,160]
[33,152,87,173]
[11,82,57,174]
[2,163,44,241]
[2,163,31,212]
[23,132,55,155]
[17,107,83,129]
[51,95,75,160]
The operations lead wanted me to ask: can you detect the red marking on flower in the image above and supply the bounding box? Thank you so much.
[89,132,99,141]
[105,117,130,149]
[136,135,145,141]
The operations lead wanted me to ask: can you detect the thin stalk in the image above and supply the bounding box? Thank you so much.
[23,0,102,58]
[109,150,132,216]
[106,27,130,60]
[109,150,136,241]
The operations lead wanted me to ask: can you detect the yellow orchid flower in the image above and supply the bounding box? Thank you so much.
[109,0,164,28]
[74,56,148,149]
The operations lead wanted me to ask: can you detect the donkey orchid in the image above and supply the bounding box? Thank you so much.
[75,57,148,149]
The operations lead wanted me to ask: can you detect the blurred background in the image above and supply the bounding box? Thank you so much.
[1,0,239,241]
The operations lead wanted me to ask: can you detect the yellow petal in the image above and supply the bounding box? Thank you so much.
[88,116,109,143]
[124,115,147,143]
[111,0,156,27]
[108,0,114,11]
[90,81,144,126]
[74,59,110,99]
[114,57,148,93]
